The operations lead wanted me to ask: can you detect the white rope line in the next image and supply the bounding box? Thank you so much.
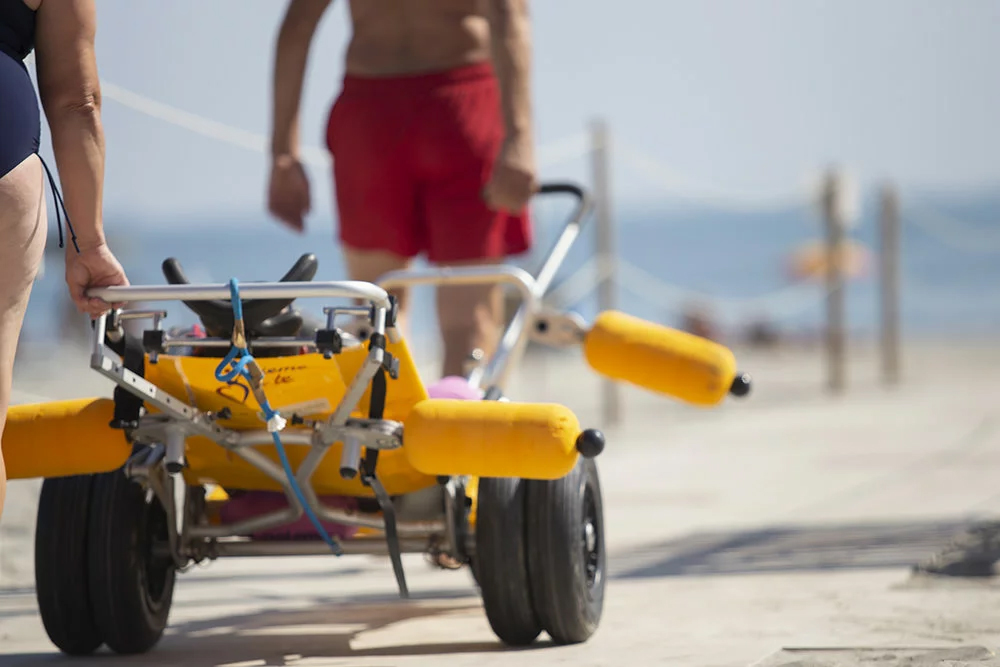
[99,82,331,167]
[16,48,587,171]
[903,202,1000,254]
[543,254,831,322]
[535,132,591,170]
[99,77,587,170]
[615,141,814,214]
[618,261,829,321]
[99,78,1000,261]
[28,53,831,214]
[542,256,603,308]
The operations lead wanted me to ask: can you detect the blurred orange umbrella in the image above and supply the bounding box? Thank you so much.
[787,238,872,282]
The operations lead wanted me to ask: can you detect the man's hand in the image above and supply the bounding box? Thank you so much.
[483,136,538,212]
[64,243,129,318]
[268,154,311,232]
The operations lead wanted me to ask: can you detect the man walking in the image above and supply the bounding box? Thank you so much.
[267,0,537,378]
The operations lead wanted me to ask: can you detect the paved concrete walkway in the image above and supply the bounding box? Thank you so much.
[2,338,1000,665]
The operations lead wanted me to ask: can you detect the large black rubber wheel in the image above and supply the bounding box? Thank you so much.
[87,469,176,655]
[526,457,607,644]
[34,475,104,656]
[473,477,542,645]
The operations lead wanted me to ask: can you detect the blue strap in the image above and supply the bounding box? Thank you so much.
[215,348,252,384]
[214,278,343,555]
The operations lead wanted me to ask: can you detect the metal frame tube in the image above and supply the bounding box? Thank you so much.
[188,502,443,539]
[378,265,541,392]
[236,430,313,448]
[203,537,432,558]
[188,447,306,538]
[479,186,592,390]
[378,265,538,308]
[162,337,315,350]
[117,309,168,322]
[88,280,392,310]
[291,344,389,534]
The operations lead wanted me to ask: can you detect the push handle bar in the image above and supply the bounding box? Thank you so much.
[87,183,591,308]
[86,281,393,310]
[536,182,593,235]
[531,182,594,298]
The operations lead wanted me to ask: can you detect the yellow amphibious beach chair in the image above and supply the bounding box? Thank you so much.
[4,183,751,656]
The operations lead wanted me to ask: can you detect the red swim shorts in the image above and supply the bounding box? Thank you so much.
[325,61,532,264]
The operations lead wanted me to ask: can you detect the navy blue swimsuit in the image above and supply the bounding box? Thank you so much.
[0,1,40,178]
[0,1,78,250]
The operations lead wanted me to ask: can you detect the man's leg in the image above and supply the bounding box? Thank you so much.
[342,247,413,340]
[415,63,533,380]
[435,258,505,378]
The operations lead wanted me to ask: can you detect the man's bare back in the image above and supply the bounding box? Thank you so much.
[345,0,491,76]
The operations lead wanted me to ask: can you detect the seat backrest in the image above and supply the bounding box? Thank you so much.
[161,254,319,339]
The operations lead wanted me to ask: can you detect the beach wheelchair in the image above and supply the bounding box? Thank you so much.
[4,182,751,655]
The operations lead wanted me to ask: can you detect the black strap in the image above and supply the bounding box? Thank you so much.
[361,366,386,478]
[37,155,80,253]
[357,336,407,596]
[360,366,406,596]
[109,333,146,430]
[361,332,390,480]
[364,471,409,598]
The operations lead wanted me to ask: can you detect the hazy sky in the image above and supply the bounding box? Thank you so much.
[33,0,1000,225]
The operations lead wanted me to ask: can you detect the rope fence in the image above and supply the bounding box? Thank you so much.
[543,255,831,327]
[87,72,840,327]
[902,201,1000,255]
[21,63,999,401]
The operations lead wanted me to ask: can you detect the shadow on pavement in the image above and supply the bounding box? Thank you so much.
[755,645,1000,667]
[2,588,555,666]
[611,518,981,579]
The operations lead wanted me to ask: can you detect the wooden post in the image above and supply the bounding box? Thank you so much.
[879,183,901,385]
[590,119,622,426]
[821,168,847,394]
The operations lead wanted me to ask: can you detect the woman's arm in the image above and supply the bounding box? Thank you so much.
[33,0,106,252]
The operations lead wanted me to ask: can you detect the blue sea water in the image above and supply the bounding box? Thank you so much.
[21,192,1000,350]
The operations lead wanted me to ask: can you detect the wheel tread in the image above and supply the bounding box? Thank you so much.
[473,476,542,645]
[526,458,606,644]
[34,475,104,656]
[87,470,175,655]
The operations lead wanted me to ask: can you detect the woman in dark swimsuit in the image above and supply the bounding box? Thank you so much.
[0,0,129,519]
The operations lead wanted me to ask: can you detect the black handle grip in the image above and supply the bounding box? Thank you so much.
[538,182,586,199]
[535,182,593,233]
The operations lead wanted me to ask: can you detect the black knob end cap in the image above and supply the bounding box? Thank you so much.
[730,372,752,398]
[576,429,606,458]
